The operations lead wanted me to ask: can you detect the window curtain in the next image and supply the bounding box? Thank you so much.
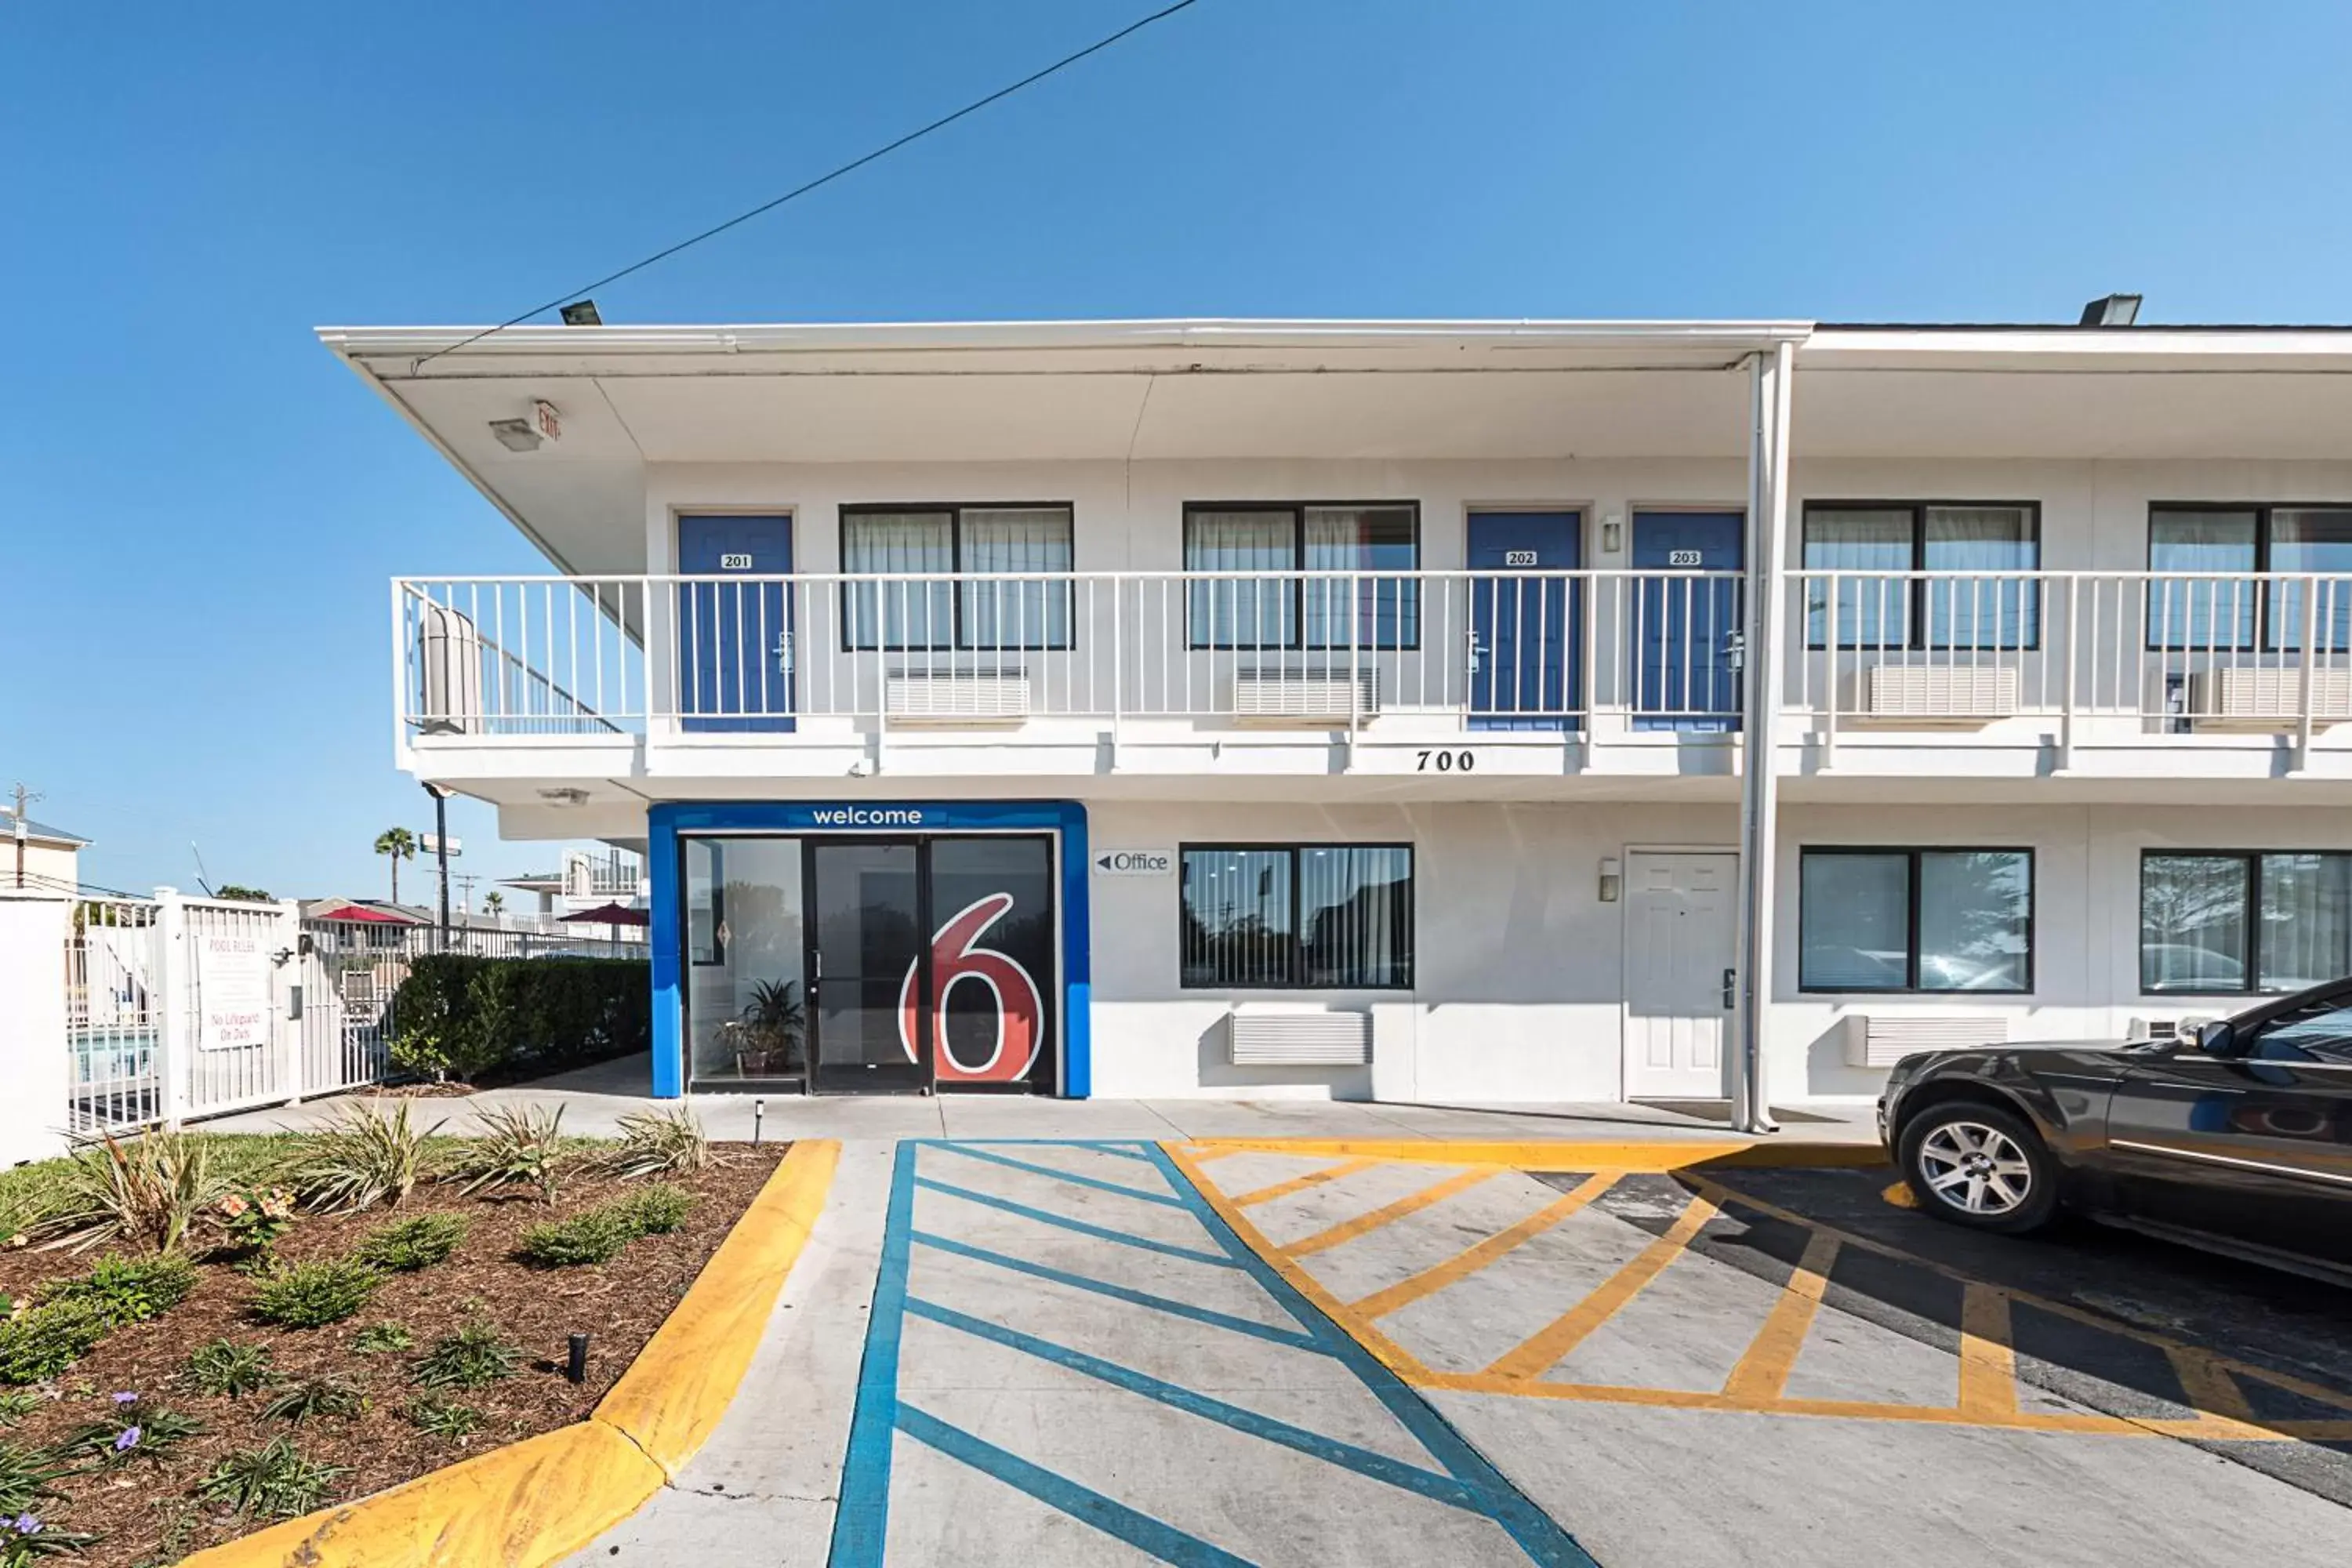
[1187,511,1296,648]
[2259,853,2352,992]
[2148,510,2259,651]
[1799,852,1910,989]
[960,507,1073,650]
[1916,851,2031,991]
[844,512,953,649]
[2267,508,2352,653]
[1298,848,1414,986]
[1803,510,1912,647]
[1303,507,1419,648]
[1924,507,2038,649]
[2140,855,2249,992]
[1180,849,1293,985]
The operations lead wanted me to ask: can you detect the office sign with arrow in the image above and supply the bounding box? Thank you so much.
[1092,848,1173,877]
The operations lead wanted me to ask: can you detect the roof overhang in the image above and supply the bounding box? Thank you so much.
[322,318,2352,577]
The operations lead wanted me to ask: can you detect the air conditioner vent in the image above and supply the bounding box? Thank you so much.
[885,673,1031,726]
[1228,1008,1371,1066]
[1858,665,2019,723]
[2187,668,2352,728]
[1230,671,1377,727]
[1843,1014,2007,1069]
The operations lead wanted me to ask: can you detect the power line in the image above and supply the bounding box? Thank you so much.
[418,0,1205,368]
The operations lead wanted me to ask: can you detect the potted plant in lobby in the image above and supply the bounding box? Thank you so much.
[731,978,804,1076]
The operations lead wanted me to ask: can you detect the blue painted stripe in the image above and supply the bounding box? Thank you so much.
[897,1404,1248,1567]
[910,1229,1329,1353]
[924,1138,1160,1163]
[933,1142,1186,1207]
[829,1142,918,1568]
[1145,1144,1603,1568]
[913,1175,1237,1267]
[906,1296,1485,1513]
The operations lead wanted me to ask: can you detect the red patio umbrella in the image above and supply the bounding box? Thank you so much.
[559,902,649,927]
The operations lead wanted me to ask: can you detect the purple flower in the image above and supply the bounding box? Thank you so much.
[111,1425,140,1453]
[111,1391,138,1406]
[10,1513,40,1534]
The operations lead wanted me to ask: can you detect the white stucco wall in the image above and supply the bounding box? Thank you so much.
[0,895,72,1166]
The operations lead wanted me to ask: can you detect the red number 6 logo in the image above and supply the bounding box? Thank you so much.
[898,893,1044,1084]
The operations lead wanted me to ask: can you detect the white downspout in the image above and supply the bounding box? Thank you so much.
[1733,340,1795,1135]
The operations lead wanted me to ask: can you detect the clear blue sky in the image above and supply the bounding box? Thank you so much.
[5,1,2348,899]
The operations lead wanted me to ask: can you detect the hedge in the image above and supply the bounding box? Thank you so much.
[387,955,648,1083]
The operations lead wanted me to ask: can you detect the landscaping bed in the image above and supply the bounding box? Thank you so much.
[0,1118,783,1566]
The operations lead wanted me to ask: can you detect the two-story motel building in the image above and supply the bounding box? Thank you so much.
[328,313,2352,1107]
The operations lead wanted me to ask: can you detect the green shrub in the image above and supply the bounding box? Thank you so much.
[249,1258,380,1329]
[350,1323,412,1355]
[0,1392,42,1428]
[261,1377,364,1425]
[38,1252,195,1327]
[353,1213,468,1272]
[411,1323,521,1390]
[612,1185,694,1237]
[388,955,648,1084]
[447,1105,568,1205]
[517,1208,631,1268]
[38,1131,223,1254]
[0,1301,113,1384]
[60,1403,204,1466]
[603,1107,713,1180]
[194,1436,348,1519]
[185,1340,277,1398]
[290,1103,442,1214]
[404,1395,483,1442]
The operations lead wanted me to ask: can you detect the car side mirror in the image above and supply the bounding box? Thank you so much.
[2194,1018,2240,1058]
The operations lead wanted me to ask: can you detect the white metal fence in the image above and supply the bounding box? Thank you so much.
[398,569,2352,749]
[394,571,1753,735]
[64,893,651,1137]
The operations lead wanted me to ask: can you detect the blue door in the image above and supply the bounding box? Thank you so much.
[1632,511,1744,732]
[1468,511,1581,729]
[678,515,795,732]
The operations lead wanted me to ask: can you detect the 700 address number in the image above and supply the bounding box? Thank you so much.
[1415,749,1475,772]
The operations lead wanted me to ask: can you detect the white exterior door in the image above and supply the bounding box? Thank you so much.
[1623,851,1737,1098]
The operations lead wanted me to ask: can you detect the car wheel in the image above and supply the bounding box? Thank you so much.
[1898,1101,2059,1235]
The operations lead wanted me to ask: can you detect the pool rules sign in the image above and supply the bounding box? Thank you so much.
[196,930,271,1051]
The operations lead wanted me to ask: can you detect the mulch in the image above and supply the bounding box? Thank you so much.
[0,1143,787,1567]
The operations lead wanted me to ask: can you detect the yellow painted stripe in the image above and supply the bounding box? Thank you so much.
[1702,1174,2352,1425]
[1957,1284,2019,1419]
[1160,1142,1439,1385]
[1351,1173,1617,1320]
[1721,1229,1841,1403]
[1185,1137,1886,1173]
[1283,1167,1500,1259]
[2166,1345,2260,1427]
[1484,1191,1721,1381]
[1230,1156,1383,1208]
[180,1140,842,1568]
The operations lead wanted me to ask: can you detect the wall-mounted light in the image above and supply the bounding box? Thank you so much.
[1601,513,1624,554]
[488,417,541,452]
[560,299,602,327]
[538,786,590,807]
[1598,856,1621,902]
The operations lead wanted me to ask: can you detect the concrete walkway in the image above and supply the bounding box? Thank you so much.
[203,1054,1878,1144]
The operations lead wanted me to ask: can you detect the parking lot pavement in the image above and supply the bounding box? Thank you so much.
[1177,1145,2352,1568]
[829,1140,1595,1566]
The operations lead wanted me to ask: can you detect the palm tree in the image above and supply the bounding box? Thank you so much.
[374,827,416,902]
[481,890,505,923]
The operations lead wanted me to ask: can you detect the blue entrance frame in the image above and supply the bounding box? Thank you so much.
[647,800,1091,1100]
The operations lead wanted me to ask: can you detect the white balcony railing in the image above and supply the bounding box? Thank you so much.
[391,570,2352,755]
[1788,571,2352,746]
[393,571,1748,738]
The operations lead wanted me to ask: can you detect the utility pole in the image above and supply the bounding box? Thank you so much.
[422,782,456,952]
[453,872,480,916]
[10,782,42,891]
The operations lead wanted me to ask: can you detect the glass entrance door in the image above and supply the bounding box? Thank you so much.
[802,834,1058,1095]
[805,840,929,1094]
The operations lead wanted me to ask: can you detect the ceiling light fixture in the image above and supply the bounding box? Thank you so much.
[488,417,540,452]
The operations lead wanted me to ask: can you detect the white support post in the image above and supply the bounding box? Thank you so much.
[154,886,191,1131]
[279,898,306,1105]
[2296,576,2320,771]
[1732,343,1794,1137]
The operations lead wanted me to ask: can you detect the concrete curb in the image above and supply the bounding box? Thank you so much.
[1182,1138,1888,1171]
[179,1138,843,1568]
